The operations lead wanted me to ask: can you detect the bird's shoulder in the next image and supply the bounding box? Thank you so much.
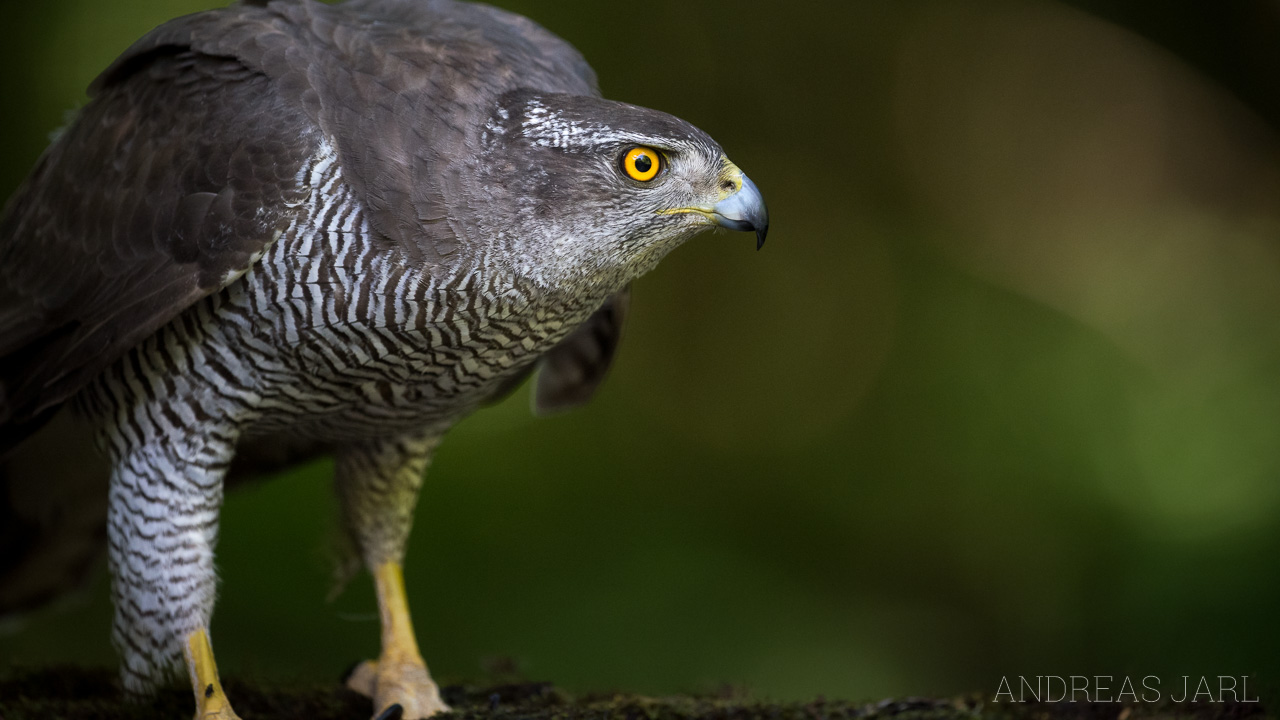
[0,10,326,446]
[98,0,600,258]
[97,0,599,122]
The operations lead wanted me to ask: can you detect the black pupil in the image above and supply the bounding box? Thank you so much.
[633,153,653,174]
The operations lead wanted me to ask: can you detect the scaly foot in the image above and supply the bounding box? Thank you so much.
[346,656,450,719]
[187,629,242,720]
[195,697,242,720]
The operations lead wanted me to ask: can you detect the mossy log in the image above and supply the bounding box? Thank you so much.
[0,667,1269,720]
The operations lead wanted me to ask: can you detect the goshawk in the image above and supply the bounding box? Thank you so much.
[0,1,768,718]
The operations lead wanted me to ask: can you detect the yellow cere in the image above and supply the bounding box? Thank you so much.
[623,146,661,182]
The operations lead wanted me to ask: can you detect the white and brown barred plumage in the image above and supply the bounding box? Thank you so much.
[0,0,766,717]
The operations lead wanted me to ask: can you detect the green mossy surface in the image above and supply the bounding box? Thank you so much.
[0,667,1271,720]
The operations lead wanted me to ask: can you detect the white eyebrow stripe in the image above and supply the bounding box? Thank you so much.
[519,103,691,151]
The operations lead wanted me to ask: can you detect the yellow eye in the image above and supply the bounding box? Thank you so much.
[622,146,662,182]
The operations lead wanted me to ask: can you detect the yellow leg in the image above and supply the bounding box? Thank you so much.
[377,562,422,665]
[184,628,241,720]
[346,562,449,719]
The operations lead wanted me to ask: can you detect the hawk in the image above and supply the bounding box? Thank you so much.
[0,0,768,718]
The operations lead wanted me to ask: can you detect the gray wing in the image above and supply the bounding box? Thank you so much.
[0,6,320,450]
[118,0,600,265]
[535,286,631,415]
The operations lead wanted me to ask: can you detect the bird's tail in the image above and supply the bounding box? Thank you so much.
[0,409,109,623]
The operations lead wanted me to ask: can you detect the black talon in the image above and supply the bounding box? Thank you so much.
[374,703,405,720]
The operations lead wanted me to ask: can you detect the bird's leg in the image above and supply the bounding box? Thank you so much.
[344,562,443,717]
[185,628,239,720]
[335,433,447,720]
[102,417,242,720]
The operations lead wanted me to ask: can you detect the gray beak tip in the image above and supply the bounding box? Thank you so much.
[712,172,769,251]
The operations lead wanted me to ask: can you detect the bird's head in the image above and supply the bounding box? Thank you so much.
[469,91,768,291]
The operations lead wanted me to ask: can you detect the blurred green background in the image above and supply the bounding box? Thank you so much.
[3,0,1280,706]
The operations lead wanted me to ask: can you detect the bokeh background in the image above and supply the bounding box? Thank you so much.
[3,0,1280,706]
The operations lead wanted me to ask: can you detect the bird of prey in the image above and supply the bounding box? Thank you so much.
[0,0,767,718]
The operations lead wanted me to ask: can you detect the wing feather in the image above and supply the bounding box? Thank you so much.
[0,12,320,449]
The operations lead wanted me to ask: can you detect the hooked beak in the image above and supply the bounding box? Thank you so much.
[713,168,769,250]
